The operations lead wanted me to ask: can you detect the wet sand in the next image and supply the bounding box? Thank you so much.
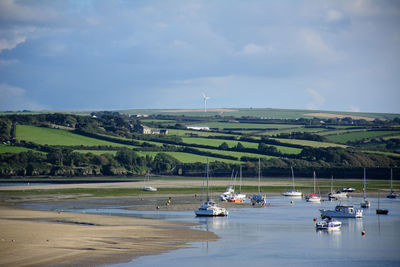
[0,204,218,267]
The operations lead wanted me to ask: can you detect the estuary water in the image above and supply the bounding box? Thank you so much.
[22,196,400,267]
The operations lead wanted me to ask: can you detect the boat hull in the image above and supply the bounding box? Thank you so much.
[282,191,302,197]
[320,209,363,218]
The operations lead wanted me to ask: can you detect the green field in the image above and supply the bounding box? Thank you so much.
[16,125,137,148]
[117,108,399,120]
[189,122,303,130]
[273,138,347,148]
[73,150,119,155]
[325,130,400,144]
[181,137,301,154]
[167,129,233,137]
[135,151,240,164]
[194,147,276,160]
[0,144,43,154]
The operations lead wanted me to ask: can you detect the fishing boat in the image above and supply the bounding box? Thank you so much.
[387,168,398,199]
[320,204,363,218]
[251,159,266,205]
[376,191,389,215]
[306,171,321,202]
[328,175,347,200]
[195,159,228,217]
[315,217,342,230]
[220,185,234,201]
[360,168,370,208]
[142,171,157,192]
[282,167,302,197]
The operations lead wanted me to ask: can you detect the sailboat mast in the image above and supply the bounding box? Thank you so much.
[331,175,333,194]
[240,165,242,192]
[313,171,316,194]
[258,158,261,193]
[206,159,209,202]
[291,167,295,190]
[390,168,393,191]
[363,168,366,200]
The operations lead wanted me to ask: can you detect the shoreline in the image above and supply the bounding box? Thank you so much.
[0,204,218,267]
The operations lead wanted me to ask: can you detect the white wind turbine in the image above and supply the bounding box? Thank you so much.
[202,93,210,112]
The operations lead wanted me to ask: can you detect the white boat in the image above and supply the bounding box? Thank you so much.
[341,187,355,192]
[142,172,157,191]
[387,168,398,199]
[195,159,228,217]
[220,170,236,201]
[282,167,302,197]
[321,204,363,218]
[320,205,363,218]
[316,217,342,230]
[360,168,370,208]
[220,185,234,201]
[328,175,347,199]
[306,171,321,202]
[251,159,266,205]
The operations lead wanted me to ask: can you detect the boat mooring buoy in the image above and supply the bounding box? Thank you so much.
[361,231,366,236]
[290,200,294,204]
[313,218,317,222]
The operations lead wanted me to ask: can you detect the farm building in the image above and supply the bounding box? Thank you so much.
[186,125,210,131]
[135,125,168,135]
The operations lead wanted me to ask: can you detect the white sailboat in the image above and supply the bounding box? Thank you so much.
[251,159,266,205]
[306,171,321,202]
[282,167,302,197]
[142,171,157,192]
[387,168,398,199]
[227,166,246,203]
[195,159,228,216]
[360,168,370,208]
[328,175,347,200]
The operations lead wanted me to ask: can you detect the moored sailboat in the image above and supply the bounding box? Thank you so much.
[306,171,321,202]
[360,168,370,208]
[387,168,398,199]
[282,167,302,197]
[251,159,266,205]
[195,159,228,217]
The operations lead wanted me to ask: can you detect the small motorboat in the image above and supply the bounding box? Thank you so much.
[341,187,355,192]
[328,191,348,200]
[320,205,363,218]
[142,186,157,192]
[227,192,246,203]
[316,217,342,230]
[376,209,389,215]
[387,169,398,199]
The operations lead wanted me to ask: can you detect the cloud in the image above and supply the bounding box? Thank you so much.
[0,83,44,110]
[326,9,344,22]
[306,89,325,110]
[242,43,266,55]
[298,29,344,62]
[0,35,26,53]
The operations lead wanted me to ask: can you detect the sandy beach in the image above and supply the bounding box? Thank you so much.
[0,204,218,267]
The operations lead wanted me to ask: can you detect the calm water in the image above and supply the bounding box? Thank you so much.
[22,196,400,267]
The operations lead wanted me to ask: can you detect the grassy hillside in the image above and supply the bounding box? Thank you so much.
[16,125,137,148]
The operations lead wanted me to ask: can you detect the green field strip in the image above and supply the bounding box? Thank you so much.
[135,151,240,164]
[16,125,137,148]
[73,150,119,155]
[181,137,301,154]
[0,144,44,154]
[188,122,303,130]
[194,147,276,160]
[272,138,347,148]
[325,130,400,144]
[167,129,233,137]
[362,150,400,158]
[256,127,327,136]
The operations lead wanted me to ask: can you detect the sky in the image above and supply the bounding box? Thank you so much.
[0,0,399,113]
